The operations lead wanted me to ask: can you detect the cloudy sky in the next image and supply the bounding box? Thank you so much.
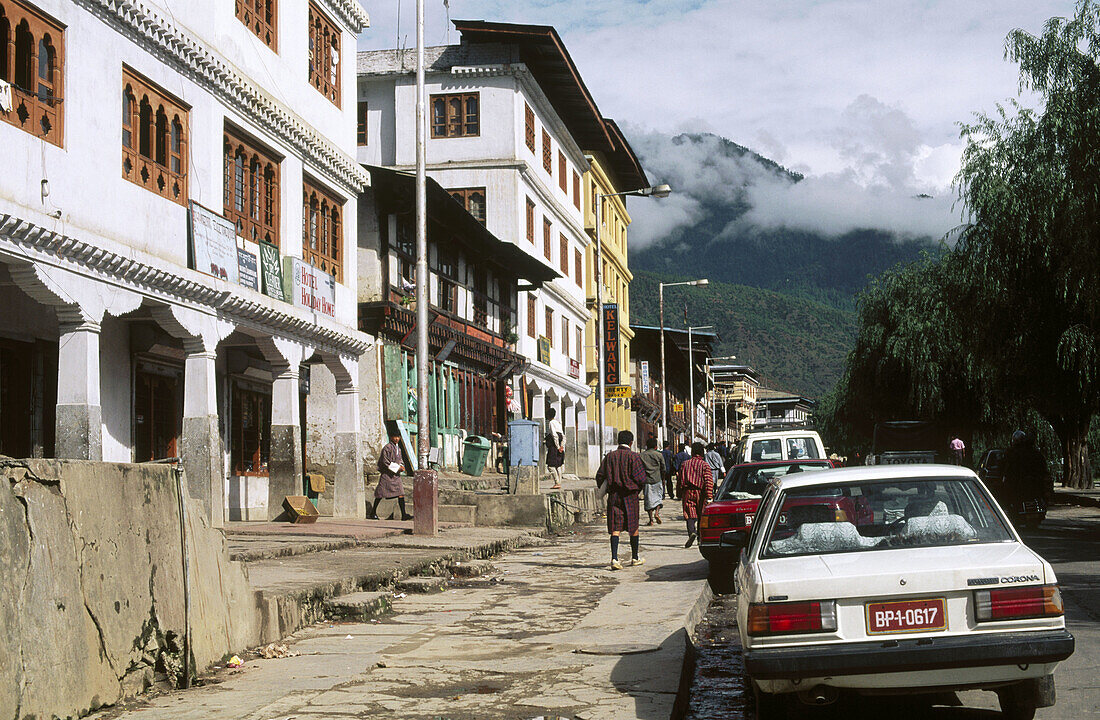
[358,1,1077,243]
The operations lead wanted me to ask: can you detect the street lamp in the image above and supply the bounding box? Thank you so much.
[687,325,713,442]
[658,278,707,448]
[594,183,672,462]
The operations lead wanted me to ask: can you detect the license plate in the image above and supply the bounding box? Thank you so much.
[866,598,946,635]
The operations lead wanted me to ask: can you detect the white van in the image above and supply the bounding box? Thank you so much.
[733,428,827,464]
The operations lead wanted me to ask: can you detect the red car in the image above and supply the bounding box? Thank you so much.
[701,460,854,589]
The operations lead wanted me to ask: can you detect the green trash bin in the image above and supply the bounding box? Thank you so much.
[460,435,491,476]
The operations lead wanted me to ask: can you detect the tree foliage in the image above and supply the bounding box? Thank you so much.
[954,0,1100,487]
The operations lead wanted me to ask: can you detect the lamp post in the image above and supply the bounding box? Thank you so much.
[659,278,707,448]
[686,325,713,442]
[594,183,671,462]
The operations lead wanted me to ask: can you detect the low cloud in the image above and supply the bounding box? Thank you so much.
[625,95,966,248]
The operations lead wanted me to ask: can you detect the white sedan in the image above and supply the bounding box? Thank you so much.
[728,465,1074,719]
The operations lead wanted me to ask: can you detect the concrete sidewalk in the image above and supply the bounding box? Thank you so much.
[93,519,711,720]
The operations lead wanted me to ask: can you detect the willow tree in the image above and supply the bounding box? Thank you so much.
[956,1,1100,488]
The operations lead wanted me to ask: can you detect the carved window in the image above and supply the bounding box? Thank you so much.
[525,197,535,243]
[431,92,478,138]
[558,151,567,192]
[236,0,277,50]
[559,234,568,274]
[224,127,281,247]
[542,129,551,173]
[0,0,63,145]
[448,187,486,225]
[524,102,535,152]
[542,218,552,261]
[574,248,582,287]
[356,99,367,145]
[121,67,189,204]
[572,171,581,209]
[527,295,536,338]
[302,178,344,282]
[545,307,553,348]
[308,2,340,106]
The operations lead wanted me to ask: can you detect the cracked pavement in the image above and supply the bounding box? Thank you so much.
[93,518,711,720]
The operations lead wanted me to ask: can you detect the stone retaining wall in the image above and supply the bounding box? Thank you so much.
[1,459,262,720]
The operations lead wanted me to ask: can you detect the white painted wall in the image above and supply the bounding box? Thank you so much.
[0,0,361,330]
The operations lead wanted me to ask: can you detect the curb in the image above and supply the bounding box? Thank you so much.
[671,581,715,720]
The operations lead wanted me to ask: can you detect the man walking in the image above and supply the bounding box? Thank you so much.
[596,430,647,570]
[661,440,675,500]
[950,435,966,466]
[678,442,714,548]
[705,443,725,481]
[671,442,690,499]
[546,408,565,489]
[640,436,665,525]
[374,429,411,520]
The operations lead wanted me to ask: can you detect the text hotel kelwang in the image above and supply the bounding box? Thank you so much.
[602,303,620,385]
[284,256,336,318]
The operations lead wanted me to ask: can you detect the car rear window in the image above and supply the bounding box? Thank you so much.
[750,439,783,461]
[716,462,830,499]
[786,437,820,459]
[760,477,1014,559]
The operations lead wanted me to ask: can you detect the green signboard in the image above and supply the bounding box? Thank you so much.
[537,337,551,365]
[258,241,284,301]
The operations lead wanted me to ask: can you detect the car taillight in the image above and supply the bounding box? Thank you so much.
[701,514,734,530]
[747,601,837,636]
[834,507,849,522]
[974,585,1063,622]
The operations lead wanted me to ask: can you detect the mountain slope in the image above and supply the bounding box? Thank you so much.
[630,270,858,397]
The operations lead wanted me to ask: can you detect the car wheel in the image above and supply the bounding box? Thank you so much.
[752,683,788,719]
[708,559,736,594]
[997,680,1039,720]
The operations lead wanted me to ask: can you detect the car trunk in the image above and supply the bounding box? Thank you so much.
[757,542,1047,603]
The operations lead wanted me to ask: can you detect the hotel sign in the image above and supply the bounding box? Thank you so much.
[284,257,336,318]
[640,361,650,394]
[602,303,620,385]
[537,337,551,365]
[568,358,581,379]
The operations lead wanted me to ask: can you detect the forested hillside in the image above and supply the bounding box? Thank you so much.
[630,271,859,397]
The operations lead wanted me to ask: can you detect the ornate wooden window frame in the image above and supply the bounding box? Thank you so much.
[224,126,281,247]
[448,187,486,225]
[0,0,64,146]
[121,67,189,205]
[541,129,551,173]
[542,217,552,261]
[302,176,344,282]
[235,0,277,51]
[308,2,340,107]
[430,92,479,138]
[524,102,535,152]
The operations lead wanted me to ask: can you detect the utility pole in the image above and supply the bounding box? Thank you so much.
[412,0,437,535]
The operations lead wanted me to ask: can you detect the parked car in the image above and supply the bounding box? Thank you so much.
[866,420,941,465]
[977,448,1006,485]
[728,465,1074,719]
[731,426,827,465]
[699,459,833,591]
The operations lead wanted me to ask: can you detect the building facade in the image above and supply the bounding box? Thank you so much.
[358,21,630,476]
[356,166,556,469]
[753,388,815,427]
[711,364,760,442]
[582,119,647,467]
[0,0,372,523]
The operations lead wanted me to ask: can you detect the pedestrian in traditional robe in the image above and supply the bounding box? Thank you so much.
[595,429,647,570]
[374,429,411,520]
[678,441,713,548]
[661,440,676,500]
[639,435,665,525]
[705,443,725,479]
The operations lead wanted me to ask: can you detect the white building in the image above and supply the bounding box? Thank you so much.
[358,21,622,476]
[0,0,372,522]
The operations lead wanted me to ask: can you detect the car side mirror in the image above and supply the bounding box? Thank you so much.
[720,529,749,548]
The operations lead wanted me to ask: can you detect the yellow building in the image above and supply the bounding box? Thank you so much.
[583,120,648,469]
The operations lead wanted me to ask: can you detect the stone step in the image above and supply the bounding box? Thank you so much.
[449,559,493,578]
[323,591,391,621]
[438,504,477,525]
[396,576,447,593]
